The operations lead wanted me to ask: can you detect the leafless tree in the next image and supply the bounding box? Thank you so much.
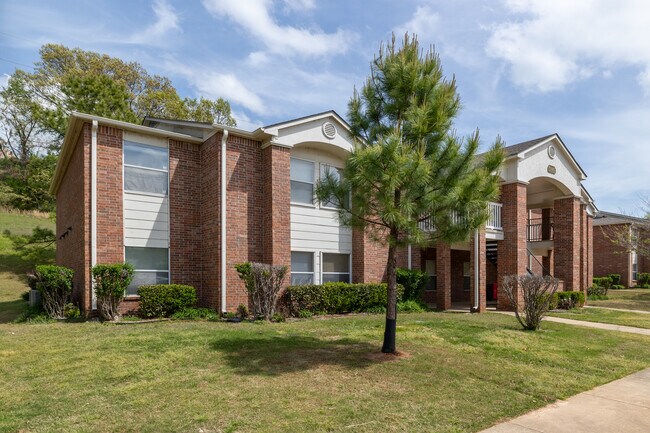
[602,198,650,259]
[249,262,288,320]
[502,275,559,331]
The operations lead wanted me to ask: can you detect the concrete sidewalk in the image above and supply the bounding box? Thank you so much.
[586,305,650,314]
[481,368,650,432]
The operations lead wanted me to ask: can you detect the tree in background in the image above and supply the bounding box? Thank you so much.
[0,43,237,212]
[603,197,650,259]
[316,34,504,353]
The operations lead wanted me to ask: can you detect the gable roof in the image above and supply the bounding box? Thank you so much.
[502,134,557,157]
[594,210,648,226]
[263,110,351,132]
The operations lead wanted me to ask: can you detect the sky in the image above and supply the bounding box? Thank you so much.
[1,0,649,214]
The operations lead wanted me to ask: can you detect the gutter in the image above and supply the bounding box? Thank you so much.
[471,229,479,313]
[220,129,229,313]
[91,120,98,310]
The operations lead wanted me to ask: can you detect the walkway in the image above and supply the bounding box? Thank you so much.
[585,305,650,314]
[481,368,650,432]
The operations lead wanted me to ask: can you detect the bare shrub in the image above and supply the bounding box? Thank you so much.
[28,265,74,319]
[502,274,559,331]
[237,262,287,320]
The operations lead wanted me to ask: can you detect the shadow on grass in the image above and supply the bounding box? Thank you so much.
[0,299,27,323]
[211,335,387,376]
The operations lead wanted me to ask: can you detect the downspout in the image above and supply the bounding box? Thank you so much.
[471,228,479,313]
[91,120,98,310]
[220,129,229,313]
[407,244,412,270]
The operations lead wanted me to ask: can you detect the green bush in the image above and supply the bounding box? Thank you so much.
[587,285,607,297]
[137,284,197,318]
[237,303,249,319]
[607,274,621,285]
[28,265,74,319]
[588,294,608,301]
[92,263,134,321]
[638,273,650,286]
[271,312,285,322]
[281,282,404,316]
[298,310,314,318]
[63,303,81,319]
[550,291,586,310]
[612,284,626,290]
[396,268,429,301]
[397,300,426,313]
[171,307,219,321]
[593,276,613,289]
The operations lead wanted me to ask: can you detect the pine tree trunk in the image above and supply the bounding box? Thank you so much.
[381,241,398,353]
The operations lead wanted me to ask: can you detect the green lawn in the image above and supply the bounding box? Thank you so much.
[548,307,650,329]
[588,289,650,312]
[0,211,55,323]
[1,313,649,433]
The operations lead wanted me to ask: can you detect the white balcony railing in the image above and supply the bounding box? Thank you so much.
[486,202,503,231]
[419,202,502,232]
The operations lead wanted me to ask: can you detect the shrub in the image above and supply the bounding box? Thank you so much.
[550,291,586,310]
[592,276,612,294]
[298,309,314,319]
[638,273,650,286]
[396,268,428,302]
[397,300,426,313]
[607,274,622,286]
[171,307,219,321]
[63,303,81,320]
[587,285,607,297]
[137,284,197,318]
[271,312,285,322]
[92,263,134,321]
[28,265,74,319]
[612,284,626,290]
[235,262,287,320]
[237,303,249,319]
[502,274,559,330]
[281,282,404,316]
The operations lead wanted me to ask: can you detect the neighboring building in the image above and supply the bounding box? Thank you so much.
[593,211,649,286]
[50,112,596,314]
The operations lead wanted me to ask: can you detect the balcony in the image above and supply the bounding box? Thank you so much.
[419,202,502,232]
[527,217,554,242]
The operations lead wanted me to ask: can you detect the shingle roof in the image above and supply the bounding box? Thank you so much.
[501,134,556,157]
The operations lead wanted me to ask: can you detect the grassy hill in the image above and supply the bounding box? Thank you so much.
[0,211,55,322]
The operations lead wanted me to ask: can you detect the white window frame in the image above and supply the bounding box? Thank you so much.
[321,252,351,284]
[123,141,169,198]
[290,157,316,207]
[290,251,315,285]
[319,163,350,210]
[632,250,638,281]
[124,246,170,297]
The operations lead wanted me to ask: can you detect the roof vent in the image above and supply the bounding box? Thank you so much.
[547,144,556,159]
[322,121,336,139]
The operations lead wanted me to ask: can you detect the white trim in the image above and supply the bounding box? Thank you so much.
[220,130,228,313]
[407,244,412,270]
[91,120,98,310]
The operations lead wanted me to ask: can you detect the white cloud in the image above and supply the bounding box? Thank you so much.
[201,0,357,57]
[394,5,440,43]
[0,74,10,90]
[486,0,650,93]
[129,0,181,45]
[281,0,316,12]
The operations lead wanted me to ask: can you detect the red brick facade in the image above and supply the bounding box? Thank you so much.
[554,197,582,292]
[593,224,632,285]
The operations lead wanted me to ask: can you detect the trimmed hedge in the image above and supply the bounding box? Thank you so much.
[137,284,197,318]
[550,291,586,310]
[607,274,621,286]
[281,282,404,316]
[396,268,428,301]
[592,276,612,289]
[638,273,650,286]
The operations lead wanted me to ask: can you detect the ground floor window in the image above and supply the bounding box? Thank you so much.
[125,246,169,296]
[425,259,437,291]
[291,251,314,285]
[632,251,638,281]
[322,253,350,283]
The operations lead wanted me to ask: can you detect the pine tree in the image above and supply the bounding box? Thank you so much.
[316,34,504,353]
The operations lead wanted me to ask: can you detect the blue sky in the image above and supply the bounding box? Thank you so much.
[1,0,649,214]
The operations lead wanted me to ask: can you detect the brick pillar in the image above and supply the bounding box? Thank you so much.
[587,215,593,286]
[262,145,291,303]
[497,182,528,310]
[352,228,388,283]
[554,196,581,292]
[436,243,452,310]
[542,250,553,276]
[580,204,589,297]
[470,228,487,312]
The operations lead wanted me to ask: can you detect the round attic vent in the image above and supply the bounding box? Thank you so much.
[322,121,336,139]
[548,144,556,159]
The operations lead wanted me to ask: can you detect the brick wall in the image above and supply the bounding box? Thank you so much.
[169,139,202,292]
[593,224,631,286]
[451,249,470,302]
[56,123,91,311]
[200,133,220,309]
[261,145,290,267]
[554,196,581,291]
[470,229,487,312]
[436,243,452,309]
[352,227,388,283]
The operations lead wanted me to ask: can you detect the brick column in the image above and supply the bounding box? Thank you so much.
[497,182,528,310]
[436,243,452,310]
[541,208,552,240]
[587,215,593,286]
[262,145,291,268]
[470,228,487,312]
[542,250,553,276]
[352,228,388,283]
[580,204,589,297]
[554,196,581,292]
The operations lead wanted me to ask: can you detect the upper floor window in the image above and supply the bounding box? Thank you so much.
[124,140,169,195]
[290,158,314,205]
[320,164,348,209]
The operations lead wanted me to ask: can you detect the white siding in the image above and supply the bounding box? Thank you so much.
[124,192,169,248]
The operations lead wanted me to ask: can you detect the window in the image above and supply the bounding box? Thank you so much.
[291,252,314,285]
[463,261,471,291]
[322,253,350,283]
[125,246,169,296]
[632,251,638,281]
[290,158,314,204]
[425,259,436,291]
[320,164,348,209]
[124,140,169,195]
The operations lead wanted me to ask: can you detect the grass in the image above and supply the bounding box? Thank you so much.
[1,313,649,433]
[548,308,650,329]
[587,289,650,312]
[0,211,55,323]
